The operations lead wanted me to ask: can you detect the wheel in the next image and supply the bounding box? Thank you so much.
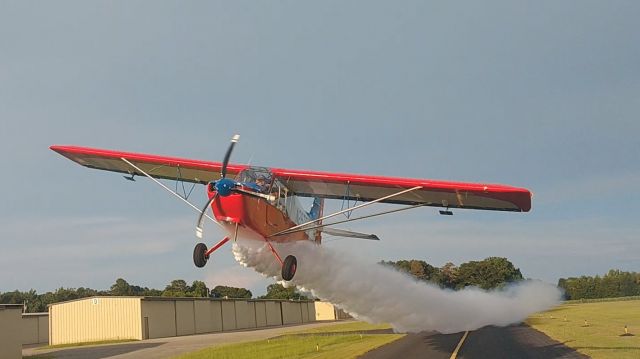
[282,255,297,281]
[193,243,208,268]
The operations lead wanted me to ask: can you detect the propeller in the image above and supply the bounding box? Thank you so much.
[221,134,239,178]
[195,134,240,238]
[196,192,217,238]
[194,134,277,239]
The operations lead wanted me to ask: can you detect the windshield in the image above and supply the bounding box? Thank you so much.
[238,167,291,205]
[238,167,273,187]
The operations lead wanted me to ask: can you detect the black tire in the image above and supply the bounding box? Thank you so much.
[282,255,297,281]
[193,243,208,268]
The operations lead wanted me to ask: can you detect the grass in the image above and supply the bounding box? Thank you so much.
[565,295,640,304]
[174,322,403,359]
[288,321,393,334]
[41,339,137,349]
[174,334,402,359]
[527,298,640,359]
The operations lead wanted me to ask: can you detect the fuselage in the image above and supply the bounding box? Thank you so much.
[208,185,321,243]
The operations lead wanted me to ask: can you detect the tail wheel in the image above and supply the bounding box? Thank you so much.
[193,243,208,268]
[282,255,297,281]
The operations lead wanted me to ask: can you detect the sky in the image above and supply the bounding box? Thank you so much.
[1,1,639,296]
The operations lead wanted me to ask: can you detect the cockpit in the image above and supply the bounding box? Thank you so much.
[238,167,274,193]
[238,167,288,199]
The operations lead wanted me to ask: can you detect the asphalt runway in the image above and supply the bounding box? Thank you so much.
[362,324,588,359]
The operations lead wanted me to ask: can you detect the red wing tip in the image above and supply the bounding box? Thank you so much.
[50,145,71,152]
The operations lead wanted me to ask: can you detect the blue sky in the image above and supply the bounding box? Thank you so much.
[1,1,638,296]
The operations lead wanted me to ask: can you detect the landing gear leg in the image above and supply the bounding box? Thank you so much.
[194,235,231,268]
[262,238,297,281]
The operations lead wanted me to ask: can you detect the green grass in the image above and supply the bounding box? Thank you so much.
[288,321,393,334]
[565,295,640,304]
[41,339,137,349]
[174,332,403,359]
[527,299,640,359]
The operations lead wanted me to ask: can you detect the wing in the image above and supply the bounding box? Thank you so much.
[50,145,247,184]
[271,167,532,212]
[51,145,531,212]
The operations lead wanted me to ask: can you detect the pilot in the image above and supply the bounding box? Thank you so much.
[255,176,268,193]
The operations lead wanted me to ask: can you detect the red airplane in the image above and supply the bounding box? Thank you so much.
[51,135,531,281]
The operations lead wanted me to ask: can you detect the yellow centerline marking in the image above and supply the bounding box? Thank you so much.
[449,330,469,359]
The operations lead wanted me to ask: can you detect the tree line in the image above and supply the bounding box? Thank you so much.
[381,257,524,290]
[558,270,640,300]
[0,278,303,313]
[13,258,633,312]
[1,257,524,312]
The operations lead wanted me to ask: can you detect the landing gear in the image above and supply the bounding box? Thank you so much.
[193,243,208,268]
[262,238,297,281]
[194,224,236,269]
[282,255,297,281]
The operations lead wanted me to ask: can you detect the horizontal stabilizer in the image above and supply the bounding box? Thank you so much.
[322,227,380,241]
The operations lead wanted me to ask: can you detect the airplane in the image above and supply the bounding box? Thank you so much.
[51,135,532,281]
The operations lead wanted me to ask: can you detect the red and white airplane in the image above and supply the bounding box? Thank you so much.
[51,135,531,281]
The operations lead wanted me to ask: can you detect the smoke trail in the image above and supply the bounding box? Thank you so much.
[233,238,561,334]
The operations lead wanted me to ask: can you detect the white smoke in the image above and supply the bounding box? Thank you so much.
[233,238,561,334]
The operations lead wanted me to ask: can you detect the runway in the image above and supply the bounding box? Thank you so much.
[362,324,588,359]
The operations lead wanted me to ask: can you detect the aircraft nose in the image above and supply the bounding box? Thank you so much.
[215,178,235,196]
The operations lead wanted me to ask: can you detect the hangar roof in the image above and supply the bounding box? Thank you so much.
[47,296,315,307]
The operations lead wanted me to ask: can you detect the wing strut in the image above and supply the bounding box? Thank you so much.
[269,186,422,238]
[272,202,427,237]
[120,158,223,229]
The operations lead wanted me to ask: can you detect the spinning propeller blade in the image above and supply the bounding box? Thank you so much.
[221,134,239,179]
[196,193,218,238]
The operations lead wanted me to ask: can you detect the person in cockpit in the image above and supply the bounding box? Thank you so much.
[255,176,268,193]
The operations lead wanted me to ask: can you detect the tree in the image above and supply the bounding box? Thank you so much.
[383,257,524,290]
[142,288,163,296]
[51,287,80,302]
[110,278,133,296]
[189,281,209,297]
[409,260,439,281]
[456,257,523,290]
[380,260,440,284]
[438,262,460,289]
[259,284,306,300]
[558,269,640,300]
[162,279,189,297]
[211,285,252,299]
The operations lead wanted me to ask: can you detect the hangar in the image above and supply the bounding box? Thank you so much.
[21,312,48,345]
[314,301,352,320]
[0,303,23,359]
[49,296,318,346]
